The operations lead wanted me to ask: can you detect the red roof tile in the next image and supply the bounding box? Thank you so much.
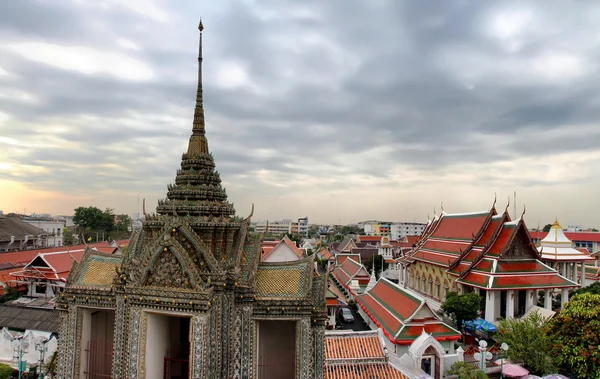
[430,211,490,241]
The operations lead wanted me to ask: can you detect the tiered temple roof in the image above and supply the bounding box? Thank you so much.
[407,206,578,290]
[332,257,370,288]
[537,220,594,262]
[356,278,460,345]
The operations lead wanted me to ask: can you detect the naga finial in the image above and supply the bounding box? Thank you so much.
[520,204,526,219]
[492,192,497,210]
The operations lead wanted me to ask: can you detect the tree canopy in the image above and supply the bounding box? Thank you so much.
[496,310,555,375]
[62,227,76,246]
[441,291,480,335]
[73,206,114,232]
[572,281,600,296]
[547,293,600,378]
[447,361,488,379]
[542,223,553,232]
[73,206,130,241]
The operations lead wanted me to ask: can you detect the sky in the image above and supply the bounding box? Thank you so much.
[0,0,599,227]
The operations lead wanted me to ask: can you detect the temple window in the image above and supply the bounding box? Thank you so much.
[428,280,432,295]
[435,284,440,298]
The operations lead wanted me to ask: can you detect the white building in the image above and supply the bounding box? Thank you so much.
[298,217,308,238]
[391,222,426,241]
[23,220,64,247]
[253,219,293,235]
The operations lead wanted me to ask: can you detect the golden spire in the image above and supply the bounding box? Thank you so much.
[187,19,208,156]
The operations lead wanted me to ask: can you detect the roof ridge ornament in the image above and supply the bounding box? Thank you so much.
[504,196,510,216]
[440,201,444,213]
[492,192,497,210]
[520,204,526,220]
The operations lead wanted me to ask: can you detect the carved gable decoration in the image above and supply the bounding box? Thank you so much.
[500,224,539,260]
[141,247,204,290]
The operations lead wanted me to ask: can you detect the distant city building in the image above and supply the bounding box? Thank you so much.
[23,219,64,247]
[298,216,308,238]
[566,225,583,232]
[0,216,49,251]
[253,219,292,235]
[390,222,426,240]
[56,215,75,229]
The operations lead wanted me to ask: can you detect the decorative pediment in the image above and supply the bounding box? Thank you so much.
[141,245,205,290]
[500,222,540,260]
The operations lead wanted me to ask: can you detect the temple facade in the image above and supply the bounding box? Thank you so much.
[398,203,578,322]
[55,23,326,379]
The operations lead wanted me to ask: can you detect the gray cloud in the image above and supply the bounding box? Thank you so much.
[0,0,599,226]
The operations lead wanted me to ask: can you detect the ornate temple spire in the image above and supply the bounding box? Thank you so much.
[156,22,236,219]
[187,19,208,156]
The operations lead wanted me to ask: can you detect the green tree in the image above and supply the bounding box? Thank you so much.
[0,362,13,379]
[333,234,344,242]
[441,291,481,337]
[542,223,553,232]
[447,361,488,379]
[0,286,21,304]
[496,311,555,375]
[572,281,600,296]
[547,293,600,378]
[73,206,115,240]
[63,227,76,246]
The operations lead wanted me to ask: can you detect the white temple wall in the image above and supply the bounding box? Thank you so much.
[145,313,171,379]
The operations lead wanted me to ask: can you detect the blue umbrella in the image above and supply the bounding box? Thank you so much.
[463,318,497,333]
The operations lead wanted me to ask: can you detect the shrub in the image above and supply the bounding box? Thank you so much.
[0,363,14,379]
[447,361,488,379]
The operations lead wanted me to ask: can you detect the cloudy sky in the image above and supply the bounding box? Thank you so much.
[1,0,599,227]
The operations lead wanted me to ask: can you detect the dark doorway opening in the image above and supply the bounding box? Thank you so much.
[257,320,296,379]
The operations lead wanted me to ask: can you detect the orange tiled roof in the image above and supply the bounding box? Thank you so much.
[325,330,407,379]
[261,236,305,261]
[325,363,406,379]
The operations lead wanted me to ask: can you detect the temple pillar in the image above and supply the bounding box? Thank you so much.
[403,266,408,288]
[572,262,577,282]
[544,289,553,310]
[525,289,535,311]
[484,291,498,322]
[561,288,569,309]
[581,262,586,285]
[506,290,515,318]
